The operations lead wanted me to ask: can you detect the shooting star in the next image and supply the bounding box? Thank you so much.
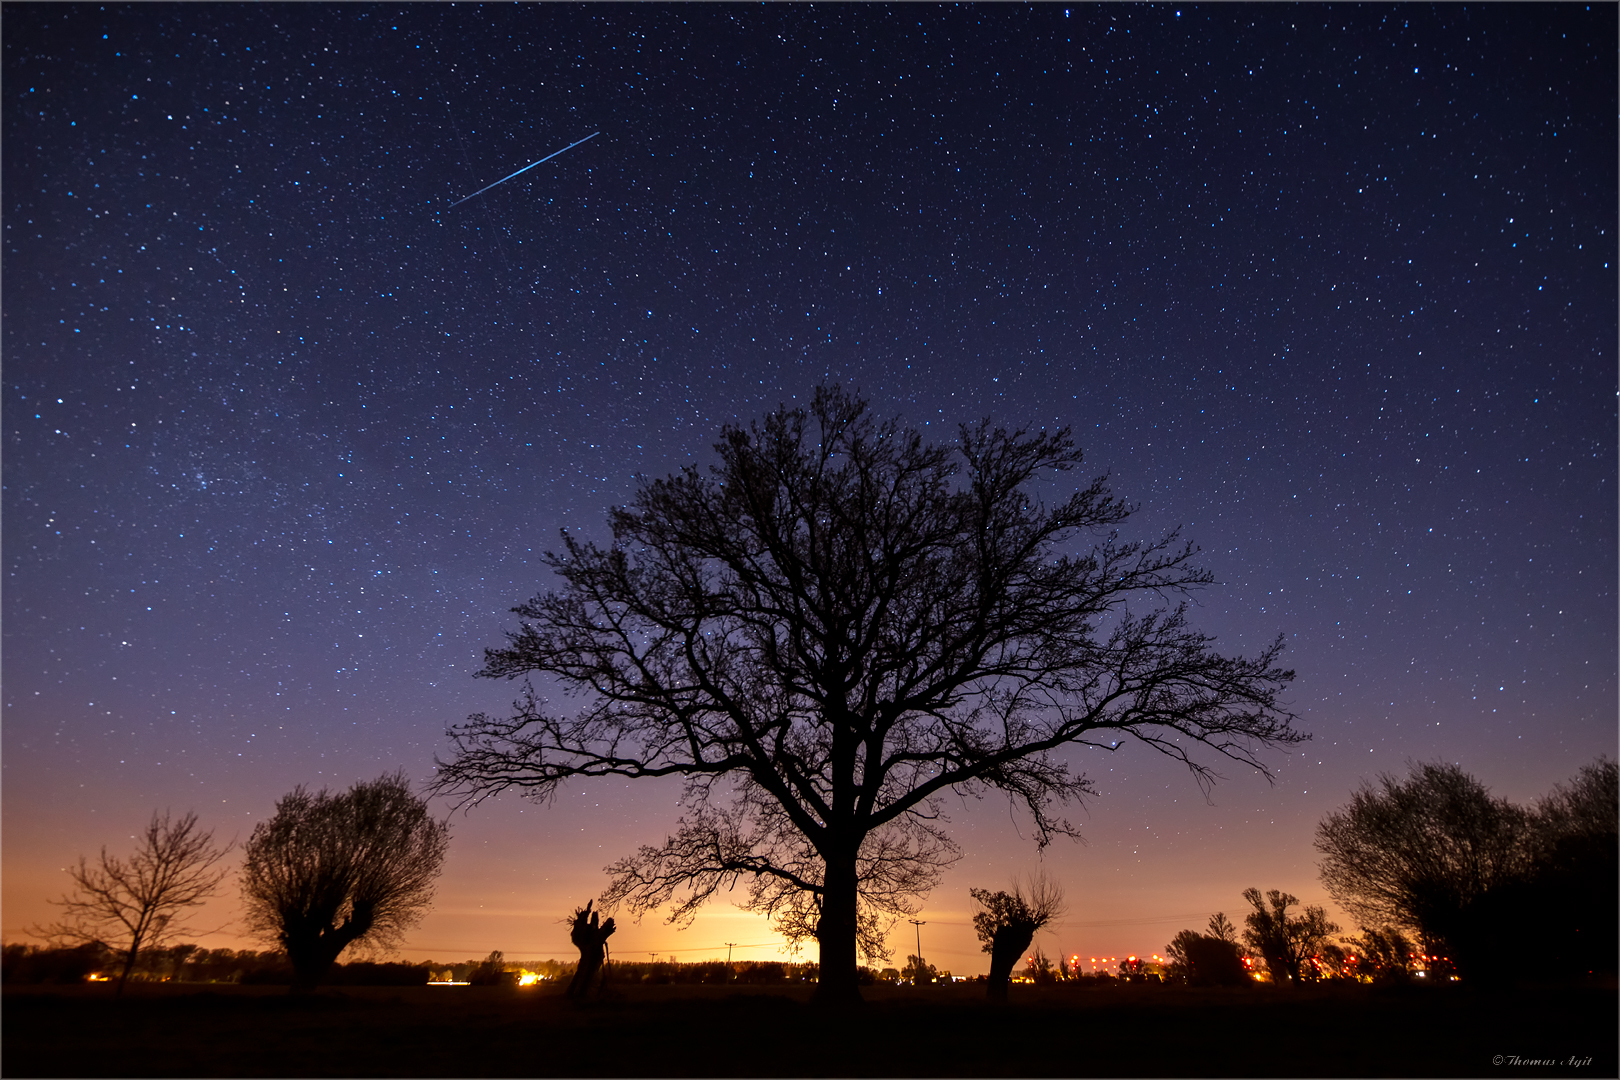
[447,132,599,209]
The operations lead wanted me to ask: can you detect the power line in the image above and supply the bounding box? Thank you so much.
[1050,911,1222,928]
[908,919,927,984]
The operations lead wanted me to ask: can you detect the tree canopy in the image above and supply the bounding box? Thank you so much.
[1314,762,1529,948]
[1165,912,1248,986]
[1241,887,1339,986]
[1316,758,1616,980]
[434,387,1305,1003]
[241,772,449,991]
[971,874,1066,1002]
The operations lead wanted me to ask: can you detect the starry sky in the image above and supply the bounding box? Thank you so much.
[4,4,1614,974]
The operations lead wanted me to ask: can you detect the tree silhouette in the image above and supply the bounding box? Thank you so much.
[971,874,1065,1003]
[433,387,1305,1004]
[1467,758,1618,980]
[468,949,510,986]
[565,900,616,1000]
[241,773,449,992]
[1165,912,1247,986]
[1025,947,1058,984]
[1240,888,1339,986]
[900,953,938,986]
[1318,759,1616,982]
[1519,758,1618,978]
[1313,762,1529,973]
[1345,925,1416,982]
[35,810,230,997]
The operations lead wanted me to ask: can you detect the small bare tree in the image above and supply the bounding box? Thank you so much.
[971,873,1066,1003]
[1240,887,1339,986]
[1164,913,1247,986]
[36,810,231,997]
[240,772,449,992]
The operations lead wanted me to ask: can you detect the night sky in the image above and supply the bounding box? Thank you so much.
[4,4,1614,974]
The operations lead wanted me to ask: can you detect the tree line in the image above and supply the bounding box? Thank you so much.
[33,755,1606,998]
[0,942,430,987]
[1315,757,1616,983]
[1155,757,1618,989]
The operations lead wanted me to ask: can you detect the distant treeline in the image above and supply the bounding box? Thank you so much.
[0,944,832,988]
[1,943,426,987]
[446,954,826,986]
[1,943,1289,990]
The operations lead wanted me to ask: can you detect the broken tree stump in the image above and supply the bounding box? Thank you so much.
[565,900,616,1000]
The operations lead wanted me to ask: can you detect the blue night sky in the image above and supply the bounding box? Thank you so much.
[4,4,1613,971]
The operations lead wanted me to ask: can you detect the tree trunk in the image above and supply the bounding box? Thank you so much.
[566,950,604,1000]
[985,925,1036,1004]
[113,939,142,1000]
[1263,951,1295,988]
[287,906,373,993]
[811,854,863,1007]
[288,933,352,993]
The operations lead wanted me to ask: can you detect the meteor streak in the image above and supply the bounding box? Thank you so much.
[447,132,599,208]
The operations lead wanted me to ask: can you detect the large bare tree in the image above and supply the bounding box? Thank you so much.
[434,387,1304,1004]
[37,810,232,997]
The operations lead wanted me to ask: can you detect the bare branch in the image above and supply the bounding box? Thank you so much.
[35,810,232,997]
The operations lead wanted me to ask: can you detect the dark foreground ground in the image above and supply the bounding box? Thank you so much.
[4,979,1615,1077]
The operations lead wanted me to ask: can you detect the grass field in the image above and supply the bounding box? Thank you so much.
[3,979,1614,1077]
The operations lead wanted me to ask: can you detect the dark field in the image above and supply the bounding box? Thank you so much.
[4,980,1615,1077]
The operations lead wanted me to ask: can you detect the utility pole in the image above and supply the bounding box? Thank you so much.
[908,919,927,985]
[725,942,736,963]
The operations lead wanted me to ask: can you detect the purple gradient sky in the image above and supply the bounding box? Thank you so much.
[4,4,1613,972]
